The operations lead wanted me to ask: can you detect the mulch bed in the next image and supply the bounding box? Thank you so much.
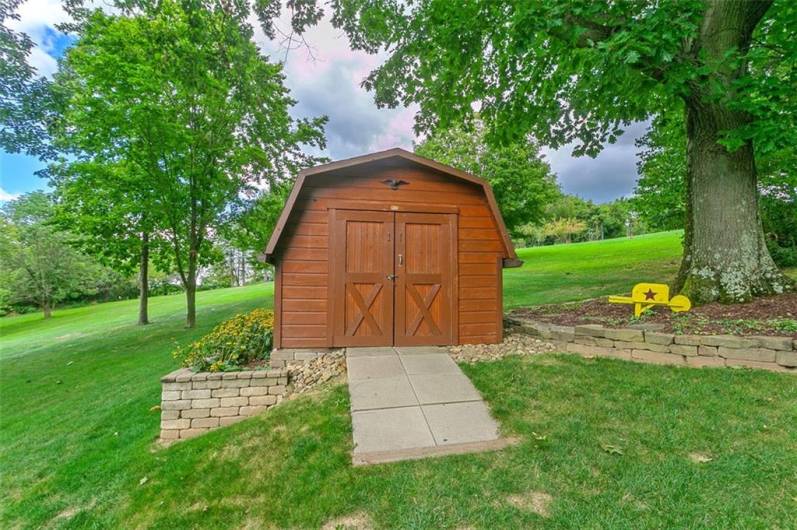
[509,293,797,338]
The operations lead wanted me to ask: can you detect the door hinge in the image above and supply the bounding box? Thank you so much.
[386,274,398,281]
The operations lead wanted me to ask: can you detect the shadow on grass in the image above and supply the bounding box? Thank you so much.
[108,355,797,529]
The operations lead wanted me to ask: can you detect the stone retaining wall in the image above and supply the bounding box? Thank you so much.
[270,348,335,368]
[518,320,797,374]
[160,367,290,442]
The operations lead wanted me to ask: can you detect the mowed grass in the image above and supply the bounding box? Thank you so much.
[2,231,797,528]
[504,230,684,307]
[0,284,273,527]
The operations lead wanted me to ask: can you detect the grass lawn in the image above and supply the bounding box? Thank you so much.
[504,230,685,307]
[2,231,797,528]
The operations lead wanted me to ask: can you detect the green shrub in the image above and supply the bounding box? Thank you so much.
[173,308,274,372]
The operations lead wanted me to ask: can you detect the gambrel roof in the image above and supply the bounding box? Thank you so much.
[263,148,518,264]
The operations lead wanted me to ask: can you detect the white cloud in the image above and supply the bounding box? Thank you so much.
[0,186,21,202]
[5,0,70,40]
[26,45,58,77]
[252,11,417,160]
[250,11,644,202]
[5,0,71,77]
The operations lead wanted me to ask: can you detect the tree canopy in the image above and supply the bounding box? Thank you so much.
[0,0,52,157]
[48,0,327,326]
[414,120,558,234]
[286,0,795,303]
[0,192,102,317]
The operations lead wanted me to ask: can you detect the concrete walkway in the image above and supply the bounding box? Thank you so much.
[346,346,510,465]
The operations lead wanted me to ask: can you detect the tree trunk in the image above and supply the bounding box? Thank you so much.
[42,299,52,319]
[185,280,196,328]
[185,248,197,328]
[674,0,793,303]
[138,231,150,325]
[674,101,792,303]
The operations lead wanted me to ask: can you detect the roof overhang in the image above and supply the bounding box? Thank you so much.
[261,148,520,266]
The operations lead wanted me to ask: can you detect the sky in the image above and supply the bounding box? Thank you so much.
[0,1,646,204]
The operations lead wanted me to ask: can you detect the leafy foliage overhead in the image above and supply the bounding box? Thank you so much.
[0,0,53,157]
[268,0,794,163]
[46,0,328,326]
[414,120,558,234]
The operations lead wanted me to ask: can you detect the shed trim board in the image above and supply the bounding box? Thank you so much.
[266,148,519,349]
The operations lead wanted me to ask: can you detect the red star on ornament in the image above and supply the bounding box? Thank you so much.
[643,289,657,300]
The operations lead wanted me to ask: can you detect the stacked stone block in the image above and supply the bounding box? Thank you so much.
[519,320,796,374]
[270,348,334,368]
[160,367,289,442]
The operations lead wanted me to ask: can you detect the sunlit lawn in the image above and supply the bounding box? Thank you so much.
[504,230,685,307]
[2,233,797,528]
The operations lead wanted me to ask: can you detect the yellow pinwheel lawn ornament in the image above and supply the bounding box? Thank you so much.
[608,283,691,318]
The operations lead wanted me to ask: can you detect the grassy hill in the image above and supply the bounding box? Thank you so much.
[504,230,684,307]
[2,231,796,528]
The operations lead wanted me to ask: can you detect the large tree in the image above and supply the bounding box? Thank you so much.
[0,192,99,318]
[272,0,795,303]
[49,161,160,325]
[414,120,559,234]
[633,107,797,267]
[51,0,326,327]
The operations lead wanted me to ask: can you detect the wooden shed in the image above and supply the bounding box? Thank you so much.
[263,148,521,349]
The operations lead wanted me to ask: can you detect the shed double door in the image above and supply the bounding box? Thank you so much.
[330,209,456,347]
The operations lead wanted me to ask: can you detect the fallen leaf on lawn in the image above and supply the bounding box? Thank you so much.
[531,431,547,441]
[150,405,161,412]
[67,361,74,366]
[600,443,624,455]
[139,477,148,486]
[688,452,713,464]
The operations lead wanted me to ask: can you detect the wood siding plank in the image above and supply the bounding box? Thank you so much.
[460,286,498,300]
[459,334,499,344]
[282,300,327,312]
[282,273,327,286]
[460,323,498,336]
[459,239,505,252]
[281,261,328,274]
[280,247,327,261]
[458,252,501,264]
[282,286,327,300]
[304,185,485,205]
[459,216,495,228]
[459,262,498,275]
[458,275,496,287]
[459,228,499,240]
[459,311,496,324]
[282,325,327,338]
[460,299,498,312]
[282,312,327,325]
[283,234,327,249]
[286,222,328,236]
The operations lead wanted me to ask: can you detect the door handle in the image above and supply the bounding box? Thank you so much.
[398,254,403,266]
[386,274,398,281]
